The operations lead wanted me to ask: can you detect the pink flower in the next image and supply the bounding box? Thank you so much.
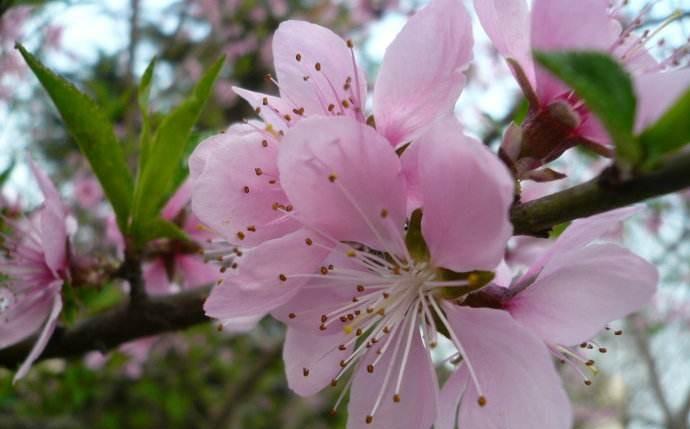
[0,160,70,382]
[475,0,690,179]
[232,0,473,148]
[142,180,219,295]
[438,208,657,428]
[73,175,103,209]
[204,114,515,428]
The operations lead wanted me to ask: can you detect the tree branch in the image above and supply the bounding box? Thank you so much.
[0,286,210,368]
[1,151,690,369]
[512,151,690,236]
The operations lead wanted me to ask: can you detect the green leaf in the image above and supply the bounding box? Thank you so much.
[16,44,134,231]
[136,58,157,186]
[138,218,189,243]
[534,50,639,165]
[639,86,690,168]
[130,56,224,243]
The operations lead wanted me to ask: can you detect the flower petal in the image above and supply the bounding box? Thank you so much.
[473,0,534,89]
[508,243,658,346]
[417,116,514,271]
[203,229,329,323]
[272,20,367,119]
[278,117,407,253]
[347,329,438,429]
[443,305,572,429]
[190,130,298,246]
[530,0,614,102]
[233,86,298,132]
[522,206,637,282]
[14,293,62,382]
[374,0,473,147]
[283,327,352,397]
[143,259,171,295]
[161,179,192,221]
[28,159,67,274]
[0,290,54,349]
[176,255,221,289]
[634,68,690,132]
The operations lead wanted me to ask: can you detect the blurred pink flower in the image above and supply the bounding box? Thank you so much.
[143,180,219,295]
[0,160,70,382]
[475,0,690,179]
[73,175,103,209]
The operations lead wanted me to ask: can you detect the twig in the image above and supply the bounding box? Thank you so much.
[511,151,690,236]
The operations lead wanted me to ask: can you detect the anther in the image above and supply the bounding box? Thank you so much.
[330,379,338,387]
[247,225,256,232]
[279,273,288,282]
[365,416,373,424]
[367,364,374,373]
[339,360,347,368]
[614,330,623,336]
[292,107,305,116]
[261,140,268,147]
[255,168,263,176]
[599,347,607,353]
[338,344,347,351]
[305,238,313,246]
[320,266,329,275]
[478,396,487,407]
[584,380,592,386]
[328,104,335,112]
[342,99,350,108]
[295,53,302,62]
[346,39,354,48]
[328,173,337,182]
[283,114,292,121]
[237,231,245,240]
[315,62,322,71]
[262,97,268,106]
[356,285,365,292]
[393,394,401,403]
[217,324,224,332]
[288,313,296,319]
[380,209,388,218]
[243,186,250,193]
[285,205,293,212]
[585,360,595,366]
[303,368,310,377]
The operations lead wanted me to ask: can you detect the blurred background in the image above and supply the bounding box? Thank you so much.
[1,0,690,428]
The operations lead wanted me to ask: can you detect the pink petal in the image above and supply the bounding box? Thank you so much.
[233,86,298,132]
[400,139,423,214]
[436,365,468,429]
[272,20,367,118]
[374,0,473,147]
[347,329,438,429]
[161,179,192,220]
[176,255,221,289]
[143,259,171,296]
[417,116,514,272]
[0,291,54,348]
[530,0,614,102]
[508,243,658,346]
[283,327,351,396]
[522,206,638,282]
[190,130,298,246]
[14,293,62,382]
[634,68,690,133]
[473,0,534,89]
[28,159,68,274]
[441,305,572,429]
[203,229,330,323]
[278,117,407,254]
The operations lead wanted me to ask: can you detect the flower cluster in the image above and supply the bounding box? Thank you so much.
[190,0,660,427]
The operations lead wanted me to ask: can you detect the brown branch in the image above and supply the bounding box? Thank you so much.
[511,151,690,236]
[0,286,210,368]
